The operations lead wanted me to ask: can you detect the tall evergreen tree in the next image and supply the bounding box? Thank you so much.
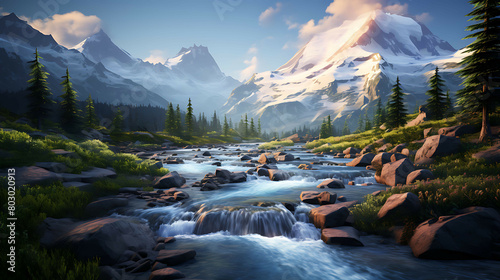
[320,118,329,138]
[165,103,175,134]
[223,115,230,136]
[250,118,256,137]
[185,98,194,137]
[244,114,249,137]
[456,0,500,142]
[342,118,350,135]
[425,67,446,120]
[374,98,383,127]
[364,111,372,131]
[112,107,124,133]
[387,77,407,128]
[356,115,364,133]
[27,48,53,129]
[59,68,80,132]
[175,104,182,136]
[257,118,262,138]
[84,94,98,129]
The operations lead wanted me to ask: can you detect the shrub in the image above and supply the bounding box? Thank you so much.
[258,140,294,150]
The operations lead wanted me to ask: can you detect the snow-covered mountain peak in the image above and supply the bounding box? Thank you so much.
[0,13,59,48]
[77,29,135,65]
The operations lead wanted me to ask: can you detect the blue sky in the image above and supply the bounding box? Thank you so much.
[1,0,473,80]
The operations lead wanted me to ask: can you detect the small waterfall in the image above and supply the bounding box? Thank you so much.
[193,205,296,237]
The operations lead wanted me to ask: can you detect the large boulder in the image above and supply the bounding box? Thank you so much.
[300,191,337,205]
[230,171,247,183]
[360,144,373,154]
[154,171,186,189]
[472,144,500,164]
[377,192,421,221]
[84,198,129,217]
[275,153,295,162]
[215,168,231,183]
[268,169,290,181]
[321,226,364,246]
[410,207,500,259]
[40,217,155,265]
[415,135,461,164]
[12,166,60,186]
[406,106,428,127]
[346,153,375,167]
[371,153,393,170]
[79,167,117,183]
[406,169,435,184]
[309,201,357,229]
[156,249,196,265]
[438,125,478,137]
[389,143,407,153]
[149,268,185,280]
[316,179,345,189]
[379,158,415,186]
[258,153,277,164]
[35,162,68,173]
[343,147,361,155]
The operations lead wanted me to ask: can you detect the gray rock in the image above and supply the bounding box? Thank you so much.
[79,167,117,183]
[268,169,290,181]
[13,166,60,186]
[309,201,357,229]
[371,152,394,170]
[35,162,68,173]
[316,178,345,189]
[156,249,196,265]
[230,171,247,183]
[149,268,185,280]
[410,207,500,259]
[406,169,435,184]
[41,217,155,265]
[346,153,375,167]
[155,171,186,189]
[415,135,460,164]
[438,125,478,137]
[321,226,364,246]
[378,192,421,221]
[472,144,500,164]
[379,158,415,186]
[85,198,129,217]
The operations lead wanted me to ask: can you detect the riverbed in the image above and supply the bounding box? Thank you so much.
[130,143,499,280]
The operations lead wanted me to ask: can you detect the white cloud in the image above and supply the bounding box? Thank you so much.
[28,11,101,48]
[384,3,408,15]
[259,2,282,26]
[239,56,258,81]
[247,46,258,54]
[1,7,9,16]
[416,12,433,23]
[298,0,382,44]
[285,19,299,30]
[144,49,167,64]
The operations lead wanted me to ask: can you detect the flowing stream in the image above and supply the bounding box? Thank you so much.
[130,143,499,280]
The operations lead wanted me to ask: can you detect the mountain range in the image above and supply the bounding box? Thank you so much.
[222,10,464,131]
[0,13,239,112]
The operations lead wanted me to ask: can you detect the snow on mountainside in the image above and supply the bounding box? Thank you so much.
[222,10,464,132]
[75,31,240,112]
[0,13,167,107]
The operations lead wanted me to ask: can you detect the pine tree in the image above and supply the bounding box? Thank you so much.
[112,107,124,133]
[223,115,230,136]
[84,94,98,129]
[175,104,182,136]
[364,112,372,131]
[342,118,350,135]
[27,48,53,129]
[165,103,175,134]
[425,67,446,120]
[456,0,500,142]
[257,118,262,138]
[250,118,256,137]
[374,98,383,127]
[185,98,194,138]
[326,115,332,137]
[244,114,249,137]
[356,115,364,133]
[387,77,407,128]
[59,68,80,132]
[320,118,329,138]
